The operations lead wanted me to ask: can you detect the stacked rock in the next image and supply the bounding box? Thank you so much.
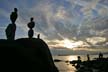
[27,17,35,38]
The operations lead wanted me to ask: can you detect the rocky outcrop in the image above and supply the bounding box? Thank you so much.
[0,38,58,72]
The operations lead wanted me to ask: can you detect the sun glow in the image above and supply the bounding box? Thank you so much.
[63,39,84,49]
[48,39,85,49]
[64,39,74,49]
[63,39,77,49]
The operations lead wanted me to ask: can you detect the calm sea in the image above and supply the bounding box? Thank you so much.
[53,54,108,72]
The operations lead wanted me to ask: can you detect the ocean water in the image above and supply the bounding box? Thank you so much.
[53,55,108,72]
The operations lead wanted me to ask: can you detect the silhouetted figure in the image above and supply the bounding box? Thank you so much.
[5,23,16,40]
[37,34,40,39]
[10,8,18,24]
[27,17,35,38]
[76,56,82,69]
[99,52,103,59]
[78,56,81,61]
[87,54,90,61]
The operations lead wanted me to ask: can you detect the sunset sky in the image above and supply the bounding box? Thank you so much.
[0,0,108,54]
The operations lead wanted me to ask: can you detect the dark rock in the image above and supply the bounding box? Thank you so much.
[27,17,35,38]
[10,8,18,24]
[54,59,62,62]
[5,23,16,40]
[0,38,58,72]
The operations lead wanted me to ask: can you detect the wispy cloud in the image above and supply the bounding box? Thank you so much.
[0,0,108,49]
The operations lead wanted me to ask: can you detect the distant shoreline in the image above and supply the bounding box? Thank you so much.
[52,53,108,56]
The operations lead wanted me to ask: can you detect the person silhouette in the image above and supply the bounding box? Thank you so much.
[37,34,40,39]
[76,56,82,69]
[87,54,90,61]
[10,8,18,24]
[99,52,103,59]
[27,17,35,38]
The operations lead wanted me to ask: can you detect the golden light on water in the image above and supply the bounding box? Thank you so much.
[68,56,78,61]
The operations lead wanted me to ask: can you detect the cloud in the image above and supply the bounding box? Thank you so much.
[0,0,108,49]
[80,0,99,18]
[98,7,108,16]
[86,37,106,45]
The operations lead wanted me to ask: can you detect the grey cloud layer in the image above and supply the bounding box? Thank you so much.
[0,0,108,48]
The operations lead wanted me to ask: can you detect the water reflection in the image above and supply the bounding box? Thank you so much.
[53,55,77,72]
[53,55,108,72]
[54,62,76,72]
[68,56,77,61]
[53,55,78,61]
